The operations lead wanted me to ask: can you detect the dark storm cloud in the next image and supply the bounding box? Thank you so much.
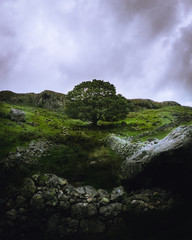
[105,0,181,39]
[166,22,192,89]
[0,0,192,105]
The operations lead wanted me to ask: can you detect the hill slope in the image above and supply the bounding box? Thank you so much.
[0,90,181,112]
[0,100,192,240]
[0,101,192,189]
[0,90,66,111]
[127,98,180,111]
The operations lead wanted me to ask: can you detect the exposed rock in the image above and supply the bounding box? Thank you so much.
[84,185,97,196]
[0,173,179,239]
[161,100,181,107]
[127,98,180,112]
[127,188,177,212]
[30,193,45,211]
[94,189,110,205]
[120,125,192,189]
[10,108,26,122]
[71,203,97,219]
[76,185,97,196]
[95,189,110,199]
[22,178,36,198]
[35,90,66,109]
[111,186,127,202]
[106,134,149,159]
[1,90,182,113]
[99,203,122,218]
[36,173,68,189]
[0,90,66,111]
[43,189,58,206]
[58,199,70,211]
[0,140,54,169]
[76,186,85,195]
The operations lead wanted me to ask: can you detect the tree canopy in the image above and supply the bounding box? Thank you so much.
[65,79,129,126]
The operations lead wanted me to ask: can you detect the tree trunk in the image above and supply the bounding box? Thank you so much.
[92,116,98,127]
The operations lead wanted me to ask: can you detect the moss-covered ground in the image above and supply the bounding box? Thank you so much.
[1,101,192,191]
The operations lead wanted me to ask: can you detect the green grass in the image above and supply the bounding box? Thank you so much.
[31,143,123,190]
[0,101,192,192]
[101,106,192,140]
[0,102,90,158]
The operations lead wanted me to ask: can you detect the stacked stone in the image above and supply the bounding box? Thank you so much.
[0,141,54,169]
[1,173,177,239]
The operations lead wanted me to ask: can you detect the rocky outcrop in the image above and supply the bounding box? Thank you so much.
[120,125,192,189]
[0,173,177,240]
[0,91,37,106]
[0,141,54,169]
[35,90,65,109]
[127,98,180,112]
[1,90,181,112]
[10,108,26,122]
[106,134,159,160]
[0,90,66,111]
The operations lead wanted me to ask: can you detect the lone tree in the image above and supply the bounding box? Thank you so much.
[65,79,129,126]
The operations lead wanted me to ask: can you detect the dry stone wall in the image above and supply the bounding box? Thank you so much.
[0,141,54,169]
[0,173,177,239]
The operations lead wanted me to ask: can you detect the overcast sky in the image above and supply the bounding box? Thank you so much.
[0,0,192,106]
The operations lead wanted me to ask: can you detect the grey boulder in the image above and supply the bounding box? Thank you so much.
[120,125,192,188]
[10,108,26,122]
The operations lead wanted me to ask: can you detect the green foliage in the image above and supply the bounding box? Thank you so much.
[36,143,122,190]
[106,106,192,140]
[0,100,192,193]
[65,79,129,126]
[0,102,86,158]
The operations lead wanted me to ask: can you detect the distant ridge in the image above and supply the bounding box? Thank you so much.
[0,90,66,111]
[0,90,180,112]
[127,98,180,111]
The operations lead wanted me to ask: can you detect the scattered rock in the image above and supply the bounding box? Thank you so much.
[10,108,26,122]
[36,173,68,189]
[30,193,45,211]
[99,203,122,218]
[0,140,54,169]
[71,203,97,219]
[111,186,126,202]
[22,178,36,198]
[127,188,177,212]
[2,124,190,239]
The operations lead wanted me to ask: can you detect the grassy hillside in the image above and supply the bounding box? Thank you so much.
[127,98,180,111]
[0,90,66,112]
[0,101,192,192]
[0,90,181,113]
[99,105,192,139]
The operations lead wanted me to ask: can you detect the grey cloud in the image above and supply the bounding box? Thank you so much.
[105,0,182,40]
[163,21,192,94]
[0,0,22,83]
[0,0,192,105]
